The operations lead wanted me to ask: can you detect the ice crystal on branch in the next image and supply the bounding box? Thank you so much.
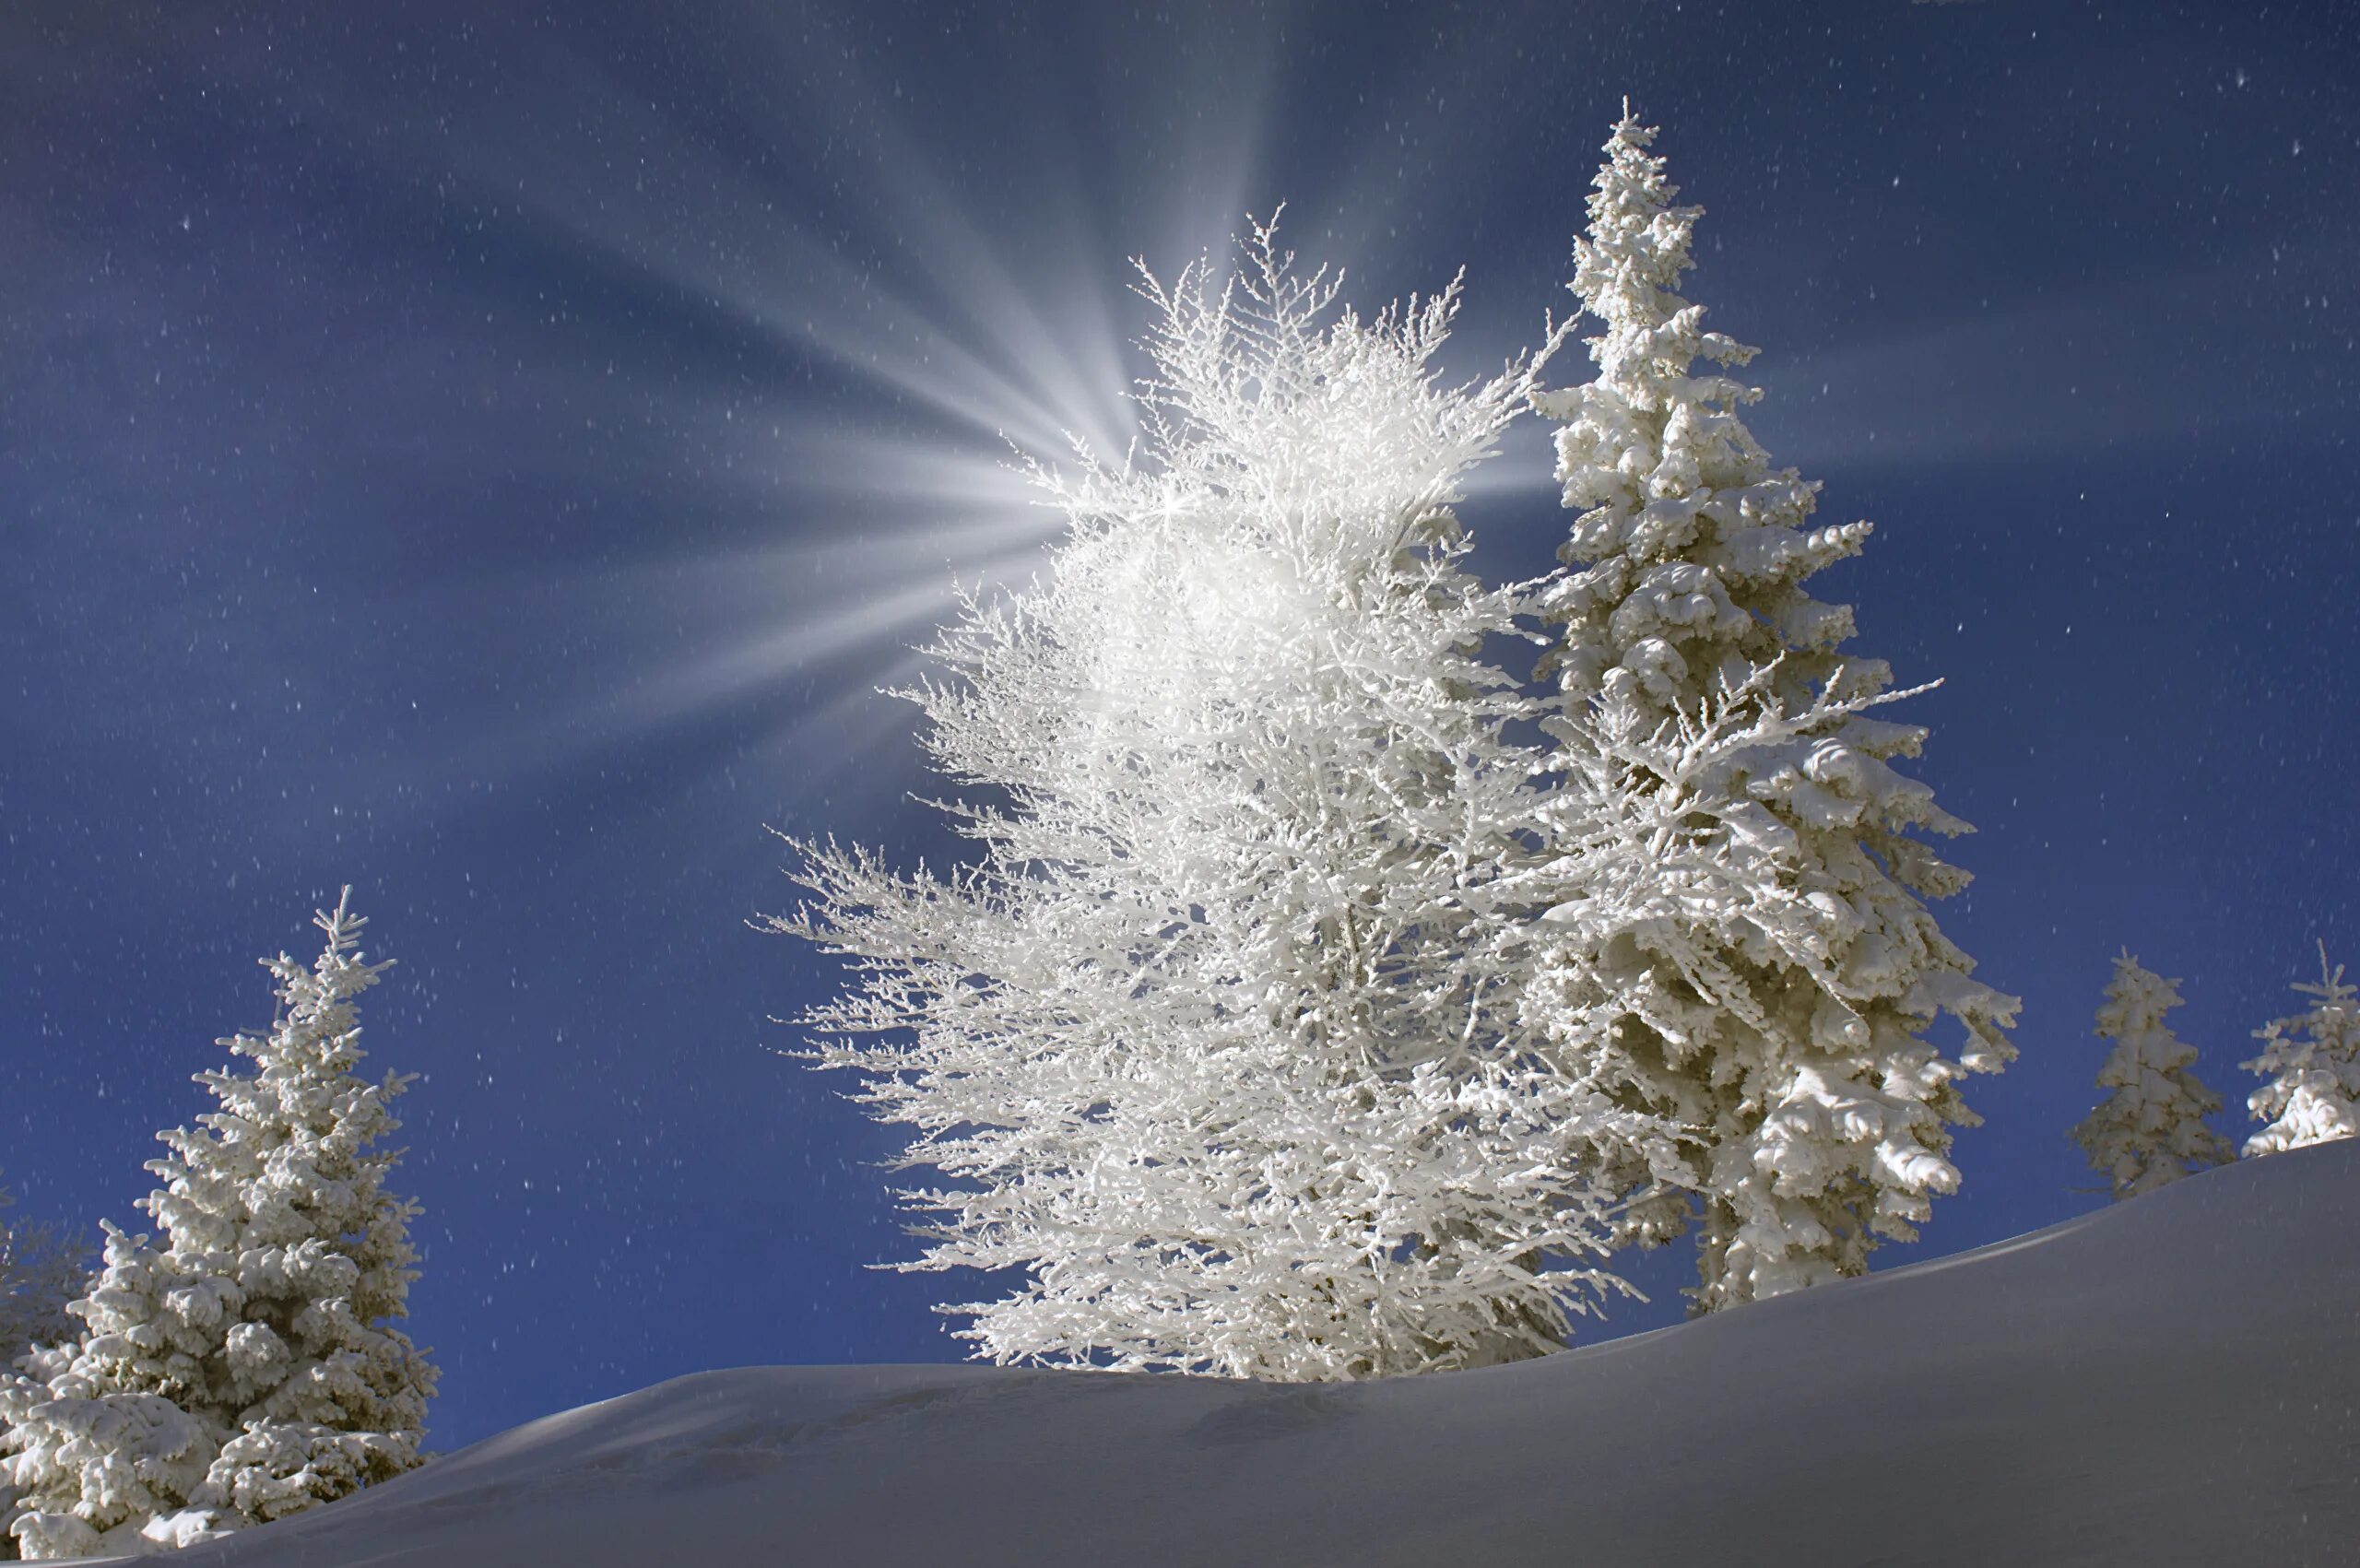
[773,224,1650,1380]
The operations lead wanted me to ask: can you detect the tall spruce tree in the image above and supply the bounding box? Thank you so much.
[2070,954,2232,1200]
[2243,946,2360,1157]
[1526,111,2019,1311]
[772,228,1650,1380]
[1,891,434,1559]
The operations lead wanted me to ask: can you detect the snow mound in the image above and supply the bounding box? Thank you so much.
[153,1143,2358,1567]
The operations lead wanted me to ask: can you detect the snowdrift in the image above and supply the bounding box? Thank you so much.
[161,1142,2357,1567]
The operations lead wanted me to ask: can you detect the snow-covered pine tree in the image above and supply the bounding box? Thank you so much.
[1,891,434,1560]
[772,225,1647,1380]
[0,1185,88,1367]
[2070,953,2232,1200]
[2243,945,2360,1157]
[1525,110,2019,1313]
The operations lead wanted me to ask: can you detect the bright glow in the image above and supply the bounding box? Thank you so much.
[388,7,1572,803]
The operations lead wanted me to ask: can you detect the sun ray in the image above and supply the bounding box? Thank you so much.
[343,3,1494,812]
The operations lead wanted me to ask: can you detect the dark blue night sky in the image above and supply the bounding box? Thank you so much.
[5,1,2355,1452]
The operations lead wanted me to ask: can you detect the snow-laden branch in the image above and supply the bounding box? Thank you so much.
[769,230,1635,1380]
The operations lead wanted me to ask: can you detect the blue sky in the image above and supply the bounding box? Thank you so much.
[4,0,2354,1450]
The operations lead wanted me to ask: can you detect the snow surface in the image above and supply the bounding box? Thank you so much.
[122,1141,2359,1567]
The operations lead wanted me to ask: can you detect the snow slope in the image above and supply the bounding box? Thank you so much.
[150,1142,2357,1567]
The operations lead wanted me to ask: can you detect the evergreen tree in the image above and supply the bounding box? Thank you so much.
[1526,110,2018,1312]
[0,1185,88,1367]
[2243,945,2360,1157]
[2070,954,2232,1200]
[773,227,1648,1380]
[1,891,434,1559]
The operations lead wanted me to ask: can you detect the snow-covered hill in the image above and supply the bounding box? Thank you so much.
[157,1142,2357,1567]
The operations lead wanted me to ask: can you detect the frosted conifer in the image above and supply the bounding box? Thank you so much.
[0,1185,88,1367]
[2070,954,2231,1200]
[2243,946,2360,1157]
[1526,110,2018,1312]
[773,226,1646,1380]
[1,891,434,1559]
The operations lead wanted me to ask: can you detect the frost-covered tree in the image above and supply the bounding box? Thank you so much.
[1525,111,2018,1312]
[2243,946,2360,1157]
[0,1185,88,1367]
[1,891,434,1559]
[2070,954,2232,1200]
[772,226,1651,1380]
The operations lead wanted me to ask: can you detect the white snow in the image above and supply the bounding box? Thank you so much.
[123,1139,2359,1567]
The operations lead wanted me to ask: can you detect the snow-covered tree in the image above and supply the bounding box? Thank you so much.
[0,1185,88,1367]
[2070,954,2232,1200]
[1524,110,2019,1312]
[772,226,1653,1380]
[2243,945,2360,1157]
[1,891,434,1559]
